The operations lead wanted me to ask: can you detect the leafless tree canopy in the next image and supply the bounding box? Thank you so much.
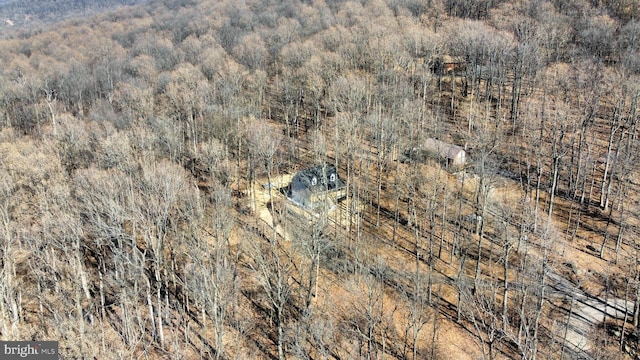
[0,0,639,358]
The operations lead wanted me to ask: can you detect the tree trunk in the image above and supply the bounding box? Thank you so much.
[277,305,285,360]
[474,194,488,290]
[146,277,157,343]
[548,156,560,218]
[531,256,547,359]
[503,243,510,333]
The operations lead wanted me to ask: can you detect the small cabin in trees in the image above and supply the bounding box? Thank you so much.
[286,165,346,209]
[431,56,466,75]
[423,138,467,167]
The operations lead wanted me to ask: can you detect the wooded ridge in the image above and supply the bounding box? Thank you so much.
[0,0,638,358]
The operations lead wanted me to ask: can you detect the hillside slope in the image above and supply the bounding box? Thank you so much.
[0,0,638,359]
[0,0,148,31]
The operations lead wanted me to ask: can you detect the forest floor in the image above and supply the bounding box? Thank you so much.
[243,151,633,359]
[247,169,488,359]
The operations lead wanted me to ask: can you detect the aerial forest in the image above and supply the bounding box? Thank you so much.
[0,0,639,358]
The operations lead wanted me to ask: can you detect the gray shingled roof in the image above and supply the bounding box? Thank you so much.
[286,165,344,208]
